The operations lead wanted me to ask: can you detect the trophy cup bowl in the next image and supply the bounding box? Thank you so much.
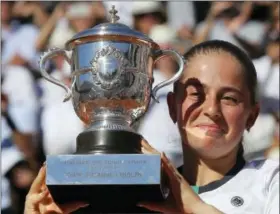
[39,6,185,213]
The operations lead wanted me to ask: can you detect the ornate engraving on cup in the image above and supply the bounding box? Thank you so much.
[90,46,129,91]
[69,43,154,127]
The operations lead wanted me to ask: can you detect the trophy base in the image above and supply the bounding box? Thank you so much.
[76,129,142,154]
[46,154,168,213]
[47,184,163,213]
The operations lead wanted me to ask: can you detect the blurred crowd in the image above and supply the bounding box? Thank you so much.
[1,1,279,214]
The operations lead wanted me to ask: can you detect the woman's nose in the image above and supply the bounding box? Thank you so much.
[203,95,221,120]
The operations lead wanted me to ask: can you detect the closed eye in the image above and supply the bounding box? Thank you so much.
[222,96,238,104]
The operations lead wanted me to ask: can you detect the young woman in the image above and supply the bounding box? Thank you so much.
[24,40,279,214]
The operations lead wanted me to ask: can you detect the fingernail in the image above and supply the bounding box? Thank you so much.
[81,203,89,207]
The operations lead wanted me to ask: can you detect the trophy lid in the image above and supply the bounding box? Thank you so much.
[65,5,159,50]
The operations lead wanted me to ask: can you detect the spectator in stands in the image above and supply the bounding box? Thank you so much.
[1,2,16,45]
[194,2,267,58]
[38,34,85,156]
[36,2,106,52]
[1,93,38,214]
[243,32,279,161]
[131,1,166,35]
[2,2,48,70]
[1,2,47,212]
[260,2,280,51]
[35,2,94,156]
[167,1,196,41]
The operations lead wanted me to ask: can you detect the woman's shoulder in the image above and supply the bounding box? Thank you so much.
[199,159,278,213]
[242,158,279,193]
[244,158,279,174]
[243,158,279,213]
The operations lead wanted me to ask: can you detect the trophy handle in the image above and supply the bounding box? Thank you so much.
[152,49,185,103]
[39,48,72,102]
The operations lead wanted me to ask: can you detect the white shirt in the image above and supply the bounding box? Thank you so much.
[253,56,279,101]
[39,70,84,155]
[138,71,183,167]
[2,24,39,68]
[1,22,20,44]
[2,65,39,133]
[199,159,279,214]
[40,102,84,155]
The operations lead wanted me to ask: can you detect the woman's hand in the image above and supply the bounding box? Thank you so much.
[24,165,89,214]
[139,140,222,214]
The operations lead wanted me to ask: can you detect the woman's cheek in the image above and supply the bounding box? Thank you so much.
[181,99,200,121]
[222,105,248,136]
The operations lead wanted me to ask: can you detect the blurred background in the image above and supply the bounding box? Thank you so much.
[1,1,279,214]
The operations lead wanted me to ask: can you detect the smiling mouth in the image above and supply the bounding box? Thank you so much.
[195,125,224,133]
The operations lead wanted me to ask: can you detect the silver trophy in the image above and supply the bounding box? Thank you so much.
[39,6,184,213]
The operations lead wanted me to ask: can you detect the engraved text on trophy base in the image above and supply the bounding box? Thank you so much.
[46,154,161,185]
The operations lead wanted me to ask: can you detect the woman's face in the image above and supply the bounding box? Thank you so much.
[168,52,258,159]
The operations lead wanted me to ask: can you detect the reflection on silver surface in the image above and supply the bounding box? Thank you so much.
[70,42,152,130]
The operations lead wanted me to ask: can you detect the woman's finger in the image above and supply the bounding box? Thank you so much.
[60,201,89,214]
[141,147,155,155]
[160,152,186,203]
[137,201,168,213]
[24,188,49,213]
[138,201,179,213]
[41,203,63,214]
[141,139,160,154]
[32,188,49,204]
[161,152,184,181]
[39,193,65,214]
[29,165,46,193]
